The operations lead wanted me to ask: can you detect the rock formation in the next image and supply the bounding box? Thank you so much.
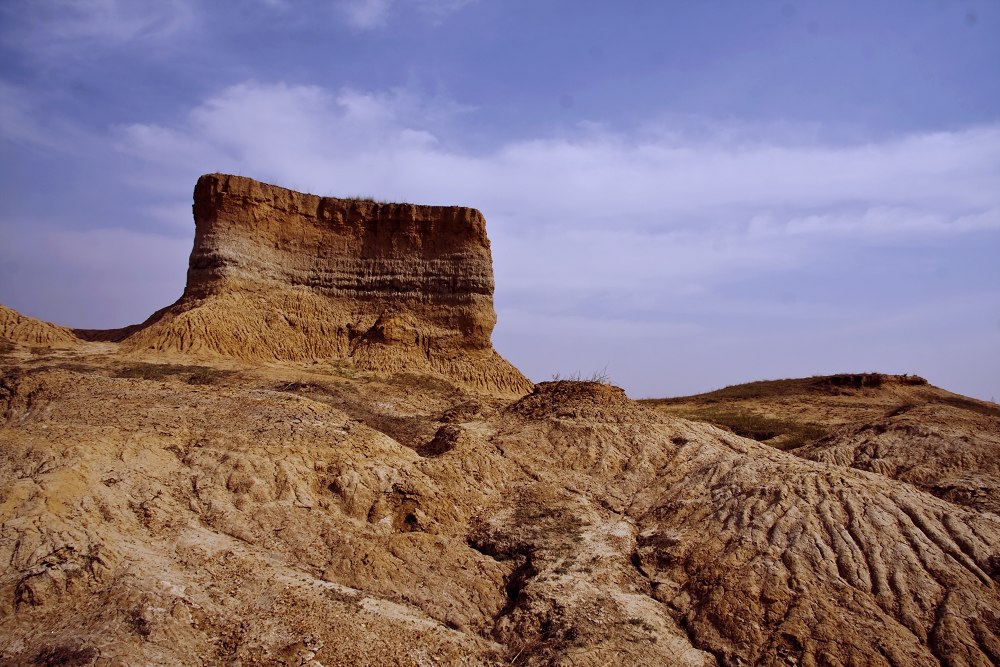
[2,177,999,666]
[122,174,531,394]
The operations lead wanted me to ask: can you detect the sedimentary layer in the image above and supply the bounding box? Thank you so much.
[122,174,531,394]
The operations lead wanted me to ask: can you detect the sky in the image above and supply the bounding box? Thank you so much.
[1,1,998,400]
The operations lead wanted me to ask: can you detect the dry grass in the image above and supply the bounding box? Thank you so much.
[647,373,927,405]
[549,366,611,384]
[345,195,391,204]
[113,362,236,385]
[665,406,829,450]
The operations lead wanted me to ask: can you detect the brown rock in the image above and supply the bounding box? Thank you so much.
[122,174,531,395]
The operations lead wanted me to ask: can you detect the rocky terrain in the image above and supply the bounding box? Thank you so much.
[645,374,1000,515]
[1,176,998,666]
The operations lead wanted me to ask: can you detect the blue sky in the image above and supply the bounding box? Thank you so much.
[1,0,998,400]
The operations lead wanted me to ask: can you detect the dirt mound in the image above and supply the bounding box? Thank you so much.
[796,402,1000,514]
[0,305,80,349]
[507,381,639,421]
[2,340,1000,666]
[2,178,999,665]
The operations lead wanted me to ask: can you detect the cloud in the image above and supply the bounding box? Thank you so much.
[750,206,1000,239]
[0,81,97,151]
[115,80,1000,246]
[106,80,1000,400]
[339,0,391,29]
[0,82,63,150]
[336,0,478,29]
[0,0,195,59]
[417,0,479,20]
[112,83,1000,325]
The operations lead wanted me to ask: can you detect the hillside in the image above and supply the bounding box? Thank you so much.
[643,374,1000,514]
[1,176,998,666]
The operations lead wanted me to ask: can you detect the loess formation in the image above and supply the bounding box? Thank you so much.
[84,174,531,395]
[0,176,998,666]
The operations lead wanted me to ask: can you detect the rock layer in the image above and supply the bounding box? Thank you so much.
[123,174,531,394]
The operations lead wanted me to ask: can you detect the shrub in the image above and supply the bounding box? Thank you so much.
[549,366,611,384]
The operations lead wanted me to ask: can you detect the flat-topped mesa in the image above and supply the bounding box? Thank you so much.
[123,174,532,395]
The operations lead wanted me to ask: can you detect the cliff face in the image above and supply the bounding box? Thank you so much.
[124,174,531,394]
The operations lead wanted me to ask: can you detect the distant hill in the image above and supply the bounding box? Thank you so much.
[643,373,1000,513]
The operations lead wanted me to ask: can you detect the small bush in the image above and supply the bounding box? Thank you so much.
[549,366,610,384]
[346,195,391,204]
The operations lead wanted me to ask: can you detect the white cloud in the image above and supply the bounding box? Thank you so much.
[748,206,1000,239]
[114,80,1000,248]
[339,0,391,29]
[8,79,997,398]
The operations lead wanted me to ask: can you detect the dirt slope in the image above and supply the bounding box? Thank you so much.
[1,350,998,666]
[644,374,1000,515]
[0,305,80,350]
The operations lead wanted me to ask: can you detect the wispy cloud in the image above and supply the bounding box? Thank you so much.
[4,78,997,397]
[336,0,478,29]
[116,81,1000,242]
[0,81,97,151]
[0,0,195,59]
[338,0,391,29]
